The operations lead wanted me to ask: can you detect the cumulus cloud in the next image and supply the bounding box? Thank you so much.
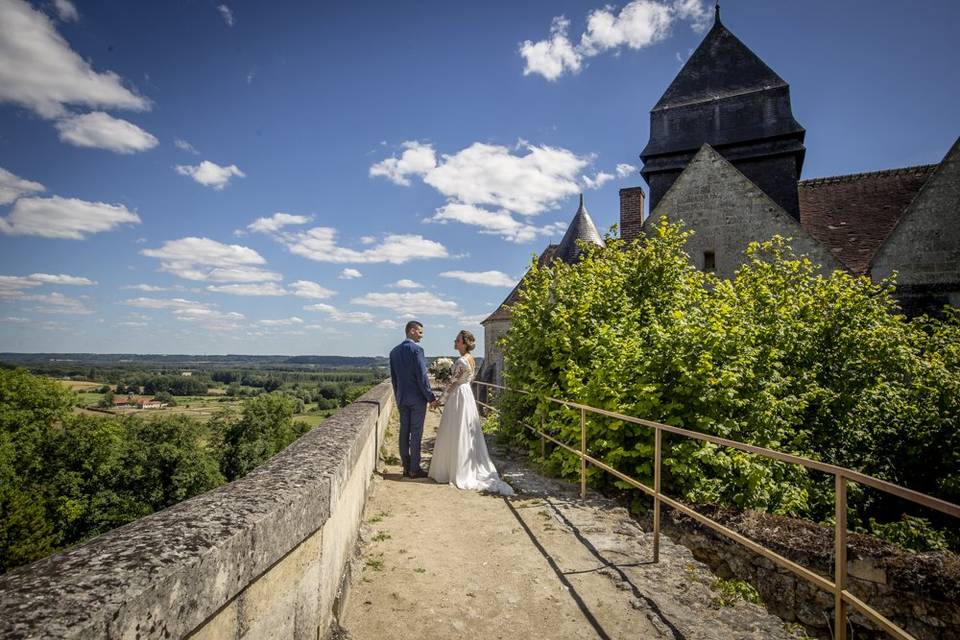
[206,282,287,296]
[246,212,312,234]
[18,291,92,314]
[55,111,158,153]
[339,268,362,280]
[0,0,149,118]
[217,4,234,27]
[258,317,303,327]
[175,160,245,190]
[351,291,460,317]
[0,167,45,205]
[140,237,277,282]
[122,296,244,331]
[0,196,140,239]
[122,297,205,310]
[368,141,437,186]
[520,0,711,80]
[582,171,614,190]
[439,270,518,287]
[121,283,178,292]
[426,202,566,244]
[53,0,79,21]
[616,163,637,177]
[392,279,423,289]
[303,303,375,324]
[283,228,449,264]
[289,280,335,299]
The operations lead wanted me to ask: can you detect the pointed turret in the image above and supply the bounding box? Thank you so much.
[554,194,606,264]
[640,8,806,218]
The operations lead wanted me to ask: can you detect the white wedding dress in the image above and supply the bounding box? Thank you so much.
[428,356,514,495]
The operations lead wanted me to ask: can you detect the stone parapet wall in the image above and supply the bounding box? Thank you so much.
[0,381,394,640]
[664,507,960,639]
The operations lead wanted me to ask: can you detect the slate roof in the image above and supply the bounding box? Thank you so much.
[798,165,937,274]
[653,9,786,111]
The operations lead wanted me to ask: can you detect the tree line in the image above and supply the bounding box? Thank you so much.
[500,221,959,551]
[0,369,317,573]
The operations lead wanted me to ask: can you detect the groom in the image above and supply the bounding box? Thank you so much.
[389,320,438,478]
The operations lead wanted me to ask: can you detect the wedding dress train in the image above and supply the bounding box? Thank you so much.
[428,356,514,495]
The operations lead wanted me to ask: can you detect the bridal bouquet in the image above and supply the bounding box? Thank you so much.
[429,357,454,383]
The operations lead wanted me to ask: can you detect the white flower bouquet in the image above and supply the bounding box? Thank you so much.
[429,357,455,383]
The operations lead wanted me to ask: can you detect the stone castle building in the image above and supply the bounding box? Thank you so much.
[480,6,959,387]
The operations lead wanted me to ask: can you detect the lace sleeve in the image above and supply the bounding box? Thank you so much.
[439,358,471,404]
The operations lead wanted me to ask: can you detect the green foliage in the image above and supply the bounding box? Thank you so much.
[500,220,960,540]
[710,578,763,607]
[216,393,310,481]
[868,515,950,552]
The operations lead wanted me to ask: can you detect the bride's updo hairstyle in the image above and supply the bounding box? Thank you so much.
[457,330,476,352]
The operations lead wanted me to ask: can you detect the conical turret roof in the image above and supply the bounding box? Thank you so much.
[554,194,605,265]
[653,7,786,111]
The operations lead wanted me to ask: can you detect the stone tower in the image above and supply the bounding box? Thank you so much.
[479,195,605,387]
[640,5,806,218]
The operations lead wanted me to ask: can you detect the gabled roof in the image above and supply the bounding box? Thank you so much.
[798,165,937,274]
[653,8,786,111]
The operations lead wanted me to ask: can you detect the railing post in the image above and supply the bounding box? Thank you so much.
[653,427,662,563]
[540,414,546,459]
[834,473,848,640]
[580,407,587,500]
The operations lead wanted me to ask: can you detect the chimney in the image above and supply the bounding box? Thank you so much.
[619,187,645,242]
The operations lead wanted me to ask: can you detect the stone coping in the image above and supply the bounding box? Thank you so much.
[0,381,394,639]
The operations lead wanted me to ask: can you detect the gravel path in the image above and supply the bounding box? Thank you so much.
[339,408,805,640]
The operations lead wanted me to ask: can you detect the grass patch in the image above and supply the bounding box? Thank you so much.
[710,578,762,608]
[365,557,385,571]
[367,510,389,523]
[372,531,391,542]
[414,567,426,574]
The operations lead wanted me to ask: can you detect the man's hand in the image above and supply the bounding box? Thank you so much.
[429,400,440,410]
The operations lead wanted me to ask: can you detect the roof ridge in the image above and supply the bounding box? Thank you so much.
[799,164,937,187]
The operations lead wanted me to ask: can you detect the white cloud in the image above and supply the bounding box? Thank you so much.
[457,313,488,326]
[426,202,566,244]
[351,291,460,317]
[0,272,96,299]
[122,284,176,292]
[339,268,362,280]
[0,196,140,239]
[520,1,710,80]
[22,291,92,314]
[3,316,30,323]
[369,141,437,186]
[174,138,200,155]
[55,111,158,153]
[53,0,79,21]
[360,236,376,245]
[284,228,449,264]
[519,16,582,81]
[141,237,273,282]
[175,160,245,190]
[303,303,375,324]
[258,317,304,327]
[377,319,399,330]
[440,270,518,287]
[173,307,245,331]
[392,279,423,289]
[122,297,205,310]
[289,280,335,299]
[582,171,614,190]
[0,0,149,118]
[206,282,287,296]
[372,140,587,216]
[247,212,312,234]
[616,163,636,177]
[217,4,234,27]
[0,167,45,205]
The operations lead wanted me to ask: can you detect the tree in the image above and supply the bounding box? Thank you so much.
[216,393,308,481]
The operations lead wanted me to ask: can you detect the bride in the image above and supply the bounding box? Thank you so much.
[428,330,514,496]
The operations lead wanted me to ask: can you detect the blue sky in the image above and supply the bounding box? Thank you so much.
[1,0,958,357]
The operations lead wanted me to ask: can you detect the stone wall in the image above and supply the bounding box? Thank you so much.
[0,382,394,640]
[644,143,842,280]
[664,507,960,639]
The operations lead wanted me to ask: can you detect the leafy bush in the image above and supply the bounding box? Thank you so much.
[500,220,960,539]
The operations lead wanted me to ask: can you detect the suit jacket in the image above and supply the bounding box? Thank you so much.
[389,338,437,406]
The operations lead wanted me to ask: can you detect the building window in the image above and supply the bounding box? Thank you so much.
[703,251,716,272]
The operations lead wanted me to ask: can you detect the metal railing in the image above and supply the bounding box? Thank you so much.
[472,379,960,640]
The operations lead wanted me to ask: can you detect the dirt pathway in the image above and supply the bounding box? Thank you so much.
[339,408,803,640]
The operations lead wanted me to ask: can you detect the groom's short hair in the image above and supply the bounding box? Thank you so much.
[404,320,423,335]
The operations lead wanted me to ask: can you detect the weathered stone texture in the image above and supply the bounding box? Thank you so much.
[0,382,394,640]
[644,144,843,279]
[871,138,960,312]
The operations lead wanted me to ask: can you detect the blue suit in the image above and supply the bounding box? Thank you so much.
[389,338,436,473]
